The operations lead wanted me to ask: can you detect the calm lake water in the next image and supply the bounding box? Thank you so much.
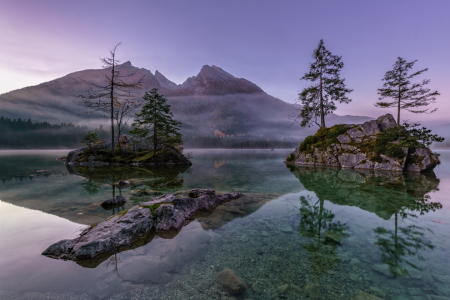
[0,149,449,300]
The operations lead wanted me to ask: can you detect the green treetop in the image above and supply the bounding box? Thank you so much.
[295,39,353,128]
[375,57,439,126]
[130,88,182,151]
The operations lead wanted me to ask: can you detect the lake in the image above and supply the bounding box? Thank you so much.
[0,149,449,300]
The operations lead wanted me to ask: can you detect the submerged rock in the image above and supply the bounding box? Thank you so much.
[304,282,322,299]
[115,180,131,187]
[42,189,242,261]
[285,114,440,172]
[215,268,246,295]
[351,290,384,300]
[101,195,127,208]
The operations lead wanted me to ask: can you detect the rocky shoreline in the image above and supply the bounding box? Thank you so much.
[285,114,440,172]
[42,189,242,261]
[65,145,192,166]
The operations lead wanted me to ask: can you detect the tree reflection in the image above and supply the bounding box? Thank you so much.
[298,195,348,280]
[81,176,101,196]
[288,165,442,278]
[374,224,434,277]
[373,177,442,277]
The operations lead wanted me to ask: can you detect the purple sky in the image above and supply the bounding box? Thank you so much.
[1,0,449,123]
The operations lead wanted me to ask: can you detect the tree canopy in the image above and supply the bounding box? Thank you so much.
[375,57,439,125]
[295,39,353,128]
[130,88,182,151]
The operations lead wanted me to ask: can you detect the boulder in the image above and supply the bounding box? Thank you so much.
[376,114,397,131]
[215,268,246,294]
[347,128,366,139]
[337,134,351,144]
[405,147,440,172]
[360,120,381,136]
[338,153,367,168]
[42,189,242,261]
[42,206,154,261]
[101,195,127,207]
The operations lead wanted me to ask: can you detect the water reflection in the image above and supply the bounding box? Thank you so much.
[289,165,442,280]
[287,165,441,220]
[298,195,348,280]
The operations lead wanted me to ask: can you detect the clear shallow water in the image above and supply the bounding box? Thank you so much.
[0,149,449,300]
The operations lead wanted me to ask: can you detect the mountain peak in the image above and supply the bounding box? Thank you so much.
[197,65,235,81]
[121,61,132,67]
[155,70,178,90]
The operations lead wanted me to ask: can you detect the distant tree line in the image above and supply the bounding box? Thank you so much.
[0,115,298,149]
[0,116,130,149]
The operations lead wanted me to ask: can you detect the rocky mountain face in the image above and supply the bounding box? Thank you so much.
[0,62,373,138]
[285,114,440,172]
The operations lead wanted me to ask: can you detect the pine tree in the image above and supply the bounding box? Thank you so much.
[295,39,353,128]
[375,57,439,126]
[131,88,182,151]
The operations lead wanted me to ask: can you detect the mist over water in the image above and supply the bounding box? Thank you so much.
[0,150,450,299]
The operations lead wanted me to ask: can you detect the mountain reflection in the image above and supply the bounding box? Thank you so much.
[288,165,442,278]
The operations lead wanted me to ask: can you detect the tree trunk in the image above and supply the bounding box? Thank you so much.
[320,66,325,128]
[397,86,401,126]
[110,65,115,155]
[397,65,401,127]
[153,101,157,152]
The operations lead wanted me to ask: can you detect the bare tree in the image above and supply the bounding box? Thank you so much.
[113,97,141,149]
[76,43,144,154]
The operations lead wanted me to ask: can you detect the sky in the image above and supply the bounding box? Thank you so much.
[1,0,449,124]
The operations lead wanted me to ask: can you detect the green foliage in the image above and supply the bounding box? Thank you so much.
[298,124,350,153]
[375,57,439,124]
[131,88,182,150]
[81,130,100,150]
[372,123,443,159]
[286,153,295,162]
[295,39,353,128]
[403,122,444,147]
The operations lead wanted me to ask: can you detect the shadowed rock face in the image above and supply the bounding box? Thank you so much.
[287,165,441,220]
[42,189,242,261]
[286,114,440,172]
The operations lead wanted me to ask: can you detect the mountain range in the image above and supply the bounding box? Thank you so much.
[0,62,373,139]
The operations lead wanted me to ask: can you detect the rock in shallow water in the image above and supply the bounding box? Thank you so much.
[101,195,127,207]
[351,290,384,300]
[215,268,246,294]
[304,282,322,299]
[42,189,242,261]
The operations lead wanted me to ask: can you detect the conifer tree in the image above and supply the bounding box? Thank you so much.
[295,39,353,128]
[375,57,439,126]
[131,88,182,151]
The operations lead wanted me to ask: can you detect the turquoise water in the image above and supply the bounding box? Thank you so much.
[0,149,449,300]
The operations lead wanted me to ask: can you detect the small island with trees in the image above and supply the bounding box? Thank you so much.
[287,40,443,173]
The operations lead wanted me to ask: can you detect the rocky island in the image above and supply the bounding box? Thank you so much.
[285,114,440,172]
[42,189,242,261]
[64,136,192,166]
